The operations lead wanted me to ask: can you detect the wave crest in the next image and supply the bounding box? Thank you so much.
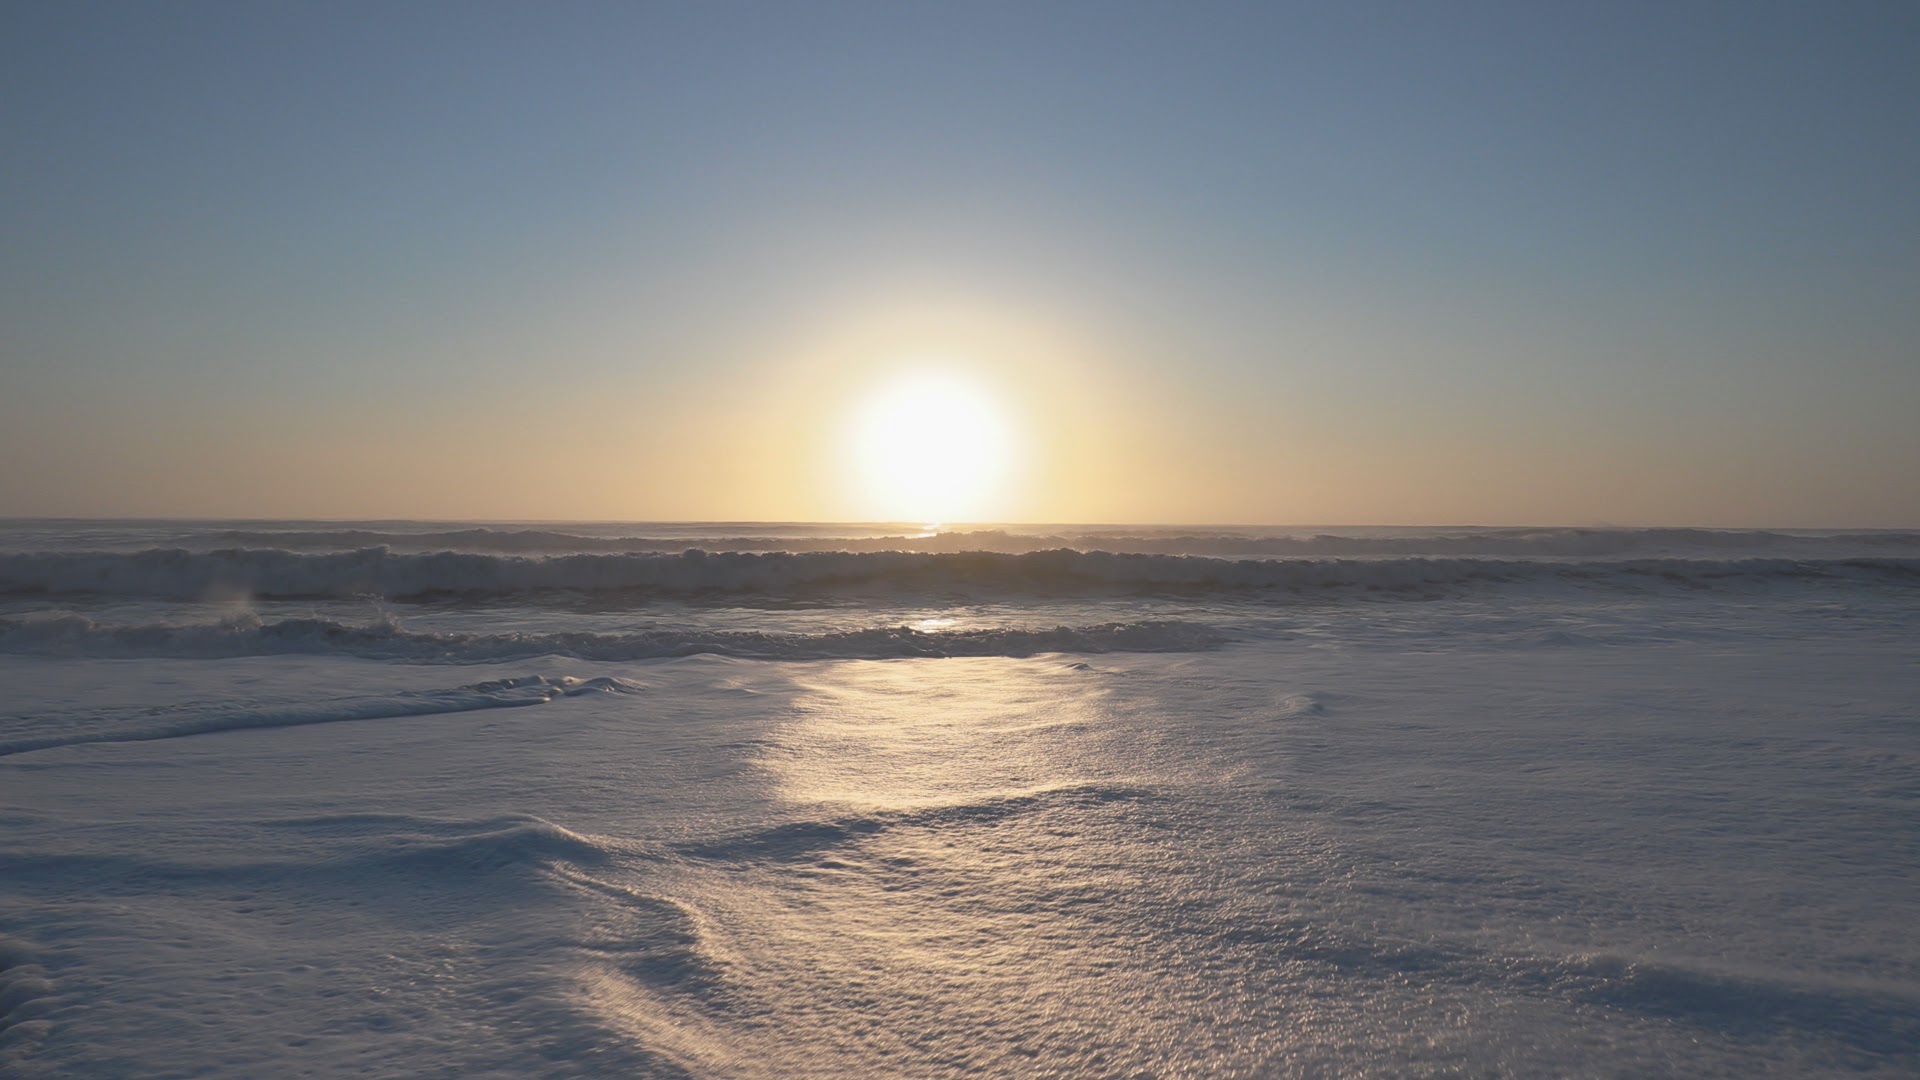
[191,525,1920,558]
[0,612,1227,663]
[0,674,640,757]
[4,547,1916,601]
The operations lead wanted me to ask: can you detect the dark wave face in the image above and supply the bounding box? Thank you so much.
[0,612,1227,662]
[2,522,1916,664]
[6,520,1920,559]
[1,546,1916,601]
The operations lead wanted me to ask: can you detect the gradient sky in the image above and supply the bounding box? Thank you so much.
[3,1,1916,525]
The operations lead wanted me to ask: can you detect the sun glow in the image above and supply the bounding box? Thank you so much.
[847,368,1016,523]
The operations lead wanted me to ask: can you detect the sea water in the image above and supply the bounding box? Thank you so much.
[2,521,1917,1076]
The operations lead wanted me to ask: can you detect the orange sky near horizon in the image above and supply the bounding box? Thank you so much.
[4,6,1917,528]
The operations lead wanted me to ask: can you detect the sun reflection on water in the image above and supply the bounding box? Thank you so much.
[580,656,1236,1078]
[767,657,1110,810]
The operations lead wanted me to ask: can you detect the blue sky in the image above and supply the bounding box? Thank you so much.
[3,1,1916,524]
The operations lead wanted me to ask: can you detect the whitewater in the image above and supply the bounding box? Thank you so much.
[3,520,1917,1077]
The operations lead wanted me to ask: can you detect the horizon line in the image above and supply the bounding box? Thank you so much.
[2,516,1916,532]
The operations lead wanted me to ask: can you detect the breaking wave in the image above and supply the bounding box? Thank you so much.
[4,547,1917,601]
[0,612,1227,662]
[0,675,639,757]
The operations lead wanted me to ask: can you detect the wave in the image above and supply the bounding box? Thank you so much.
[1546,951,1920,1054]
[675,782,1154,863]
[192,525,1920,558]
[0,612,1227,662]
[0,674,639,757]
[0,813,624,883]
[3,547,1917,600]
[286,813,624,874]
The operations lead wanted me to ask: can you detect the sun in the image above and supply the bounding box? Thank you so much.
[846,368,1016,524]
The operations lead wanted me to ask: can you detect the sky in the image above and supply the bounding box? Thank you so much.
[2,0,1916,526]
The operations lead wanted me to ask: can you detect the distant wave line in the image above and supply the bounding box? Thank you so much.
[0,612,1229,662]
[184,525,1920,558]
[1,547,1916,600]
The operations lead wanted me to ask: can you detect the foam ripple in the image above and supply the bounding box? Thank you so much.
[676,783,1154,863]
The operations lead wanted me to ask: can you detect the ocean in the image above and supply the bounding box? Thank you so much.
[3,520,1917,1076]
